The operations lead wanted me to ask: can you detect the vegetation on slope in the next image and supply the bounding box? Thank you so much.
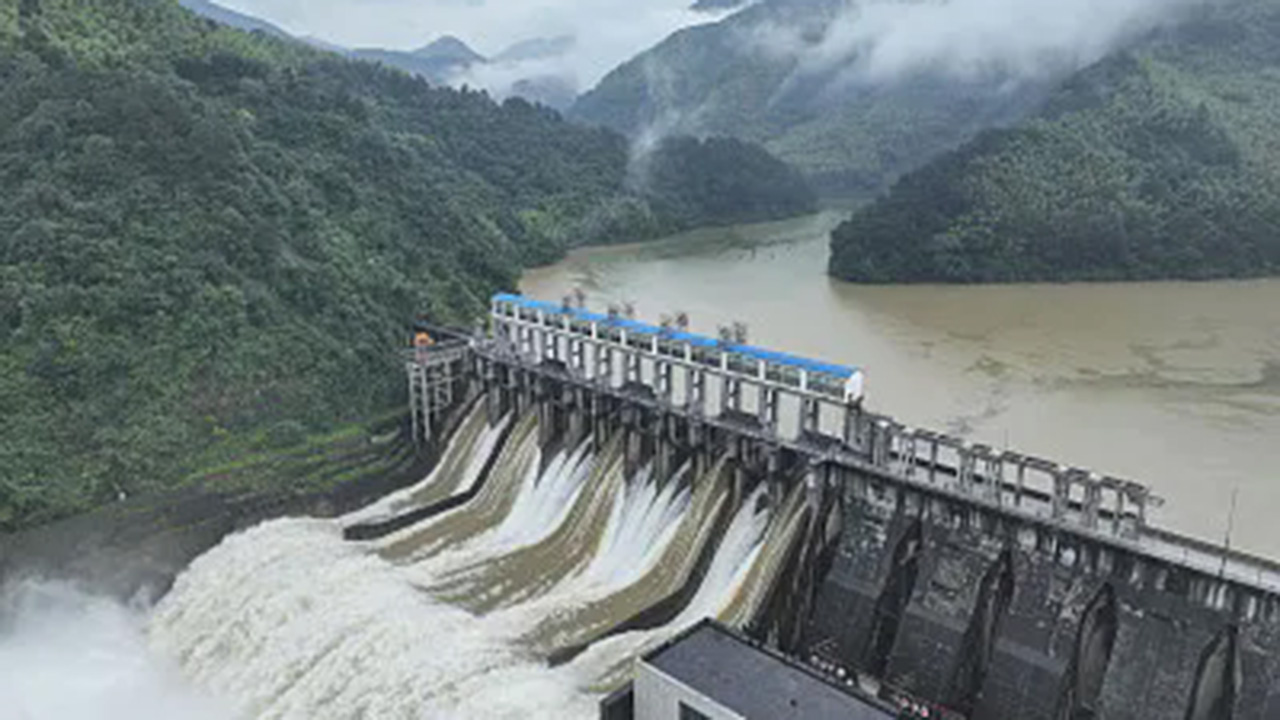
[570,0,1048,197]
[0,0,812,531]
[829,0,1280,283]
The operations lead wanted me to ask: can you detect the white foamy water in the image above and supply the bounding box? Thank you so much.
[132,415,801,719]
[583,464,689,589]
[563,485,772,688]
[496,439,596,549]
[343,408,510,526]
[0,581,227,720]
[148,518,602,719]
[432,494,772,717]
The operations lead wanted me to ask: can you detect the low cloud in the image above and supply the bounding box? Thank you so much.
[224,0,733,95]
[758,0,1205,85]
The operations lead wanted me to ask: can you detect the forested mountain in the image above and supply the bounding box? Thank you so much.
[829,0,1280,283]
[351,36,485,84]
[570,0,1051,197]
[0,0,811,531]
[178,0,488,84]
[177,0,575,104]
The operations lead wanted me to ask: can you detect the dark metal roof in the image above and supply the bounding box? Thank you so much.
[644,620,896,720]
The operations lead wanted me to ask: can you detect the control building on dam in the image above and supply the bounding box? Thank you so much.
[380,293,1280,719]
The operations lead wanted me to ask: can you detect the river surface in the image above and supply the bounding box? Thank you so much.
[523,212,1280,558]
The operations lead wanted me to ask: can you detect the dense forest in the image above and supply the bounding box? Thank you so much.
[0,0,812,531]
[830,0,1280,283]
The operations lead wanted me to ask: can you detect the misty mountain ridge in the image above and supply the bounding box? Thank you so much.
[415,34,485,62]
[178,0,566,96]
[495,35,576,63]
[571,0,1199,197]
[177,0,290,38]
[691,0,754,11]
[349,38,483,84]
[830,0,1280,283]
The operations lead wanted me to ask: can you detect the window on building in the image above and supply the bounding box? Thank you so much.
[678,702,710,720]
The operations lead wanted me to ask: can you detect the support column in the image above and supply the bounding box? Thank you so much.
[757,386,779,432]
[1133,485,1149,534]
[957,445,976,495]
[536,376,555,448]
[981,449,1002,504]
[901,431,917,478]
[1051,468,1071,521]
[1015,462,1026,508]
[689,419,707,479]
[1113,489,1124,537]
[625,352,641,384]
[799,398,820,437]
[842,405,859,449]
[1083,475,1101,530]
[485,362,507,427]
[596,344,612,388]
[623,404,640,480]
[418,364,431,445]
[654,413,672,483]
[408,361,421,448]
[720,377,737,415]
[543,328,557,362]
[690,370,706,416]
[872,420,890,467]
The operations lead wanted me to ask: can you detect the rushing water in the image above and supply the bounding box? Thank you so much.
[522,212,1280,558]
[129,404,797,719]
[0,581,227,720]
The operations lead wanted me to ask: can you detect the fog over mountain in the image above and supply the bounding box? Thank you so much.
[218,0,732,99]
[573,0,1209,195]
[763,0,1204,84]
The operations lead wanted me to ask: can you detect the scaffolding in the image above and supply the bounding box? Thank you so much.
[406,340,470,447]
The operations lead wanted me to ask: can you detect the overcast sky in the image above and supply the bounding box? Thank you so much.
[219,0,722,90]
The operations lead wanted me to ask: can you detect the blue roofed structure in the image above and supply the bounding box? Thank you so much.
[491,293,859,381]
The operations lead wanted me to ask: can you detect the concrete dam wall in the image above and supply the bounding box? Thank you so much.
[452,295,1280,719]
[805,463,1280,719]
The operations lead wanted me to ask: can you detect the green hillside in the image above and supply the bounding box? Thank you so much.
[829,0,1280,283]
[570,0,1047,197]
[0,0,811,531]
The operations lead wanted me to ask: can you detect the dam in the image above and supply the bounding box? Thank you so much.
[367,292,1280,719]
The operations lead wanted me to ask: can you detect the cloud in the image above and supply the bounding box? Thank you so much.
[758,0,1205,85]
[222,0,732,92]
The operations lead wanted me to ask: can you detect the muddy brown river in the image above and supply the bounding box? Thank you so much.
[522,212,1280,558]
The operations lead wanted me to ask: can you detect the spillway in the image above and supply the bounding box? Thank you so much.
[147,408,809,719]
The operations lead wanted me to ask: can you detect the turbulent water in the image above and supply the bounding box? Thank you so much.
[116,402,803,719]
[0,581,227,720]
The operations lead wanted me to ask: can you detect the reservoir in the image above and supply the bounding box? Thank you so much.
[523,212,1280,558]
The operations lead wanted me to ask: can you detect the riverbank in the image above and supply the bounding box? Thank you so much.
[0,407,462,602]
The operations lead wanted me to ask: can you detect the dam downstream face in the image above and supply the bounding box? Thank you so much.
[522,213,1280,558]
[143,403,791,719]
